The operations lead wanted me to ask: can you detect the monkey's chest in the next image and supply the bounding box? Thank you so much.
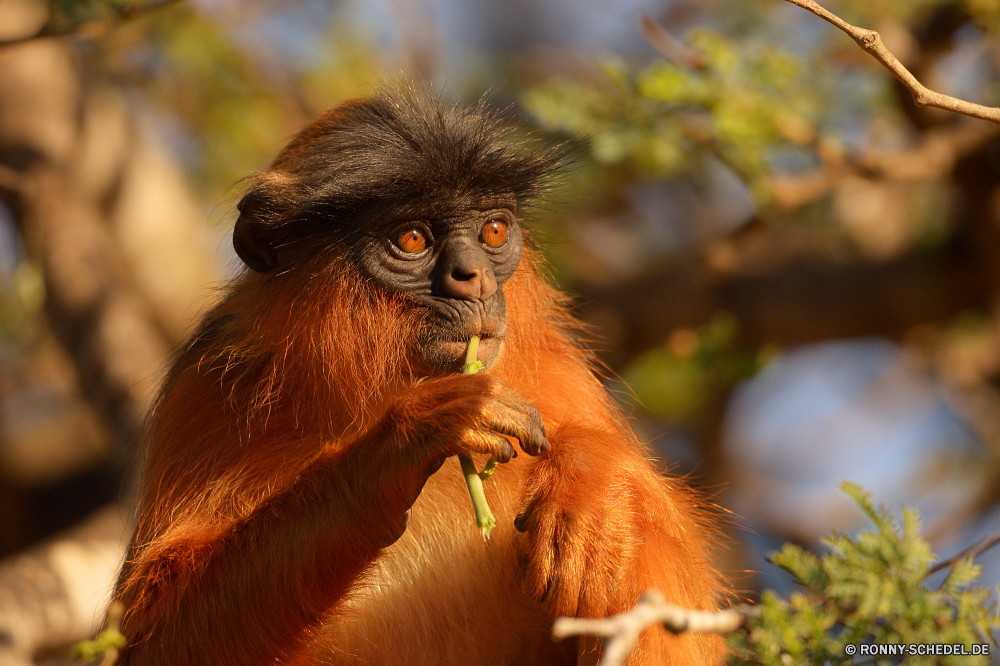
[313,458,574,666]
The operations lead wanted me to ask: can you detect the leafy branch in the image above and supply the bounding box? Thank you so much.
[74,601,125,666]
[552,484,1000,666]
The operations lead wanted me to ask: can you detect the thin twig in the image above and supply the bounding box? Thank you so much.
[0,0,183,48]
[927,530,1000,576]
[638,14,706,69]
[782,0,1000,125]
[552,589,753,666]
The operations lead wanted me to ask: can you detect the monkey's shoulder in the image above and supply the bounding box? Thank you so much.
[168,313,238,375]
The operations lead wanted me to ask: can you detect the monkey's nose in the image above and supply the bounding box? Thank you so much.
[441,264,497,301]
[437,240,498,300]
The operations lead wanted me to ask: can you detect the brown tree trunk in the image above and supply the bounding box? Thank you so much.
[0,0,220,659]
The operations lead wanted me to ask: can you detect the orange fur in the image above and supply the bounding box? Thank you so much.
[114,194,726,664]
[116,241,723,666]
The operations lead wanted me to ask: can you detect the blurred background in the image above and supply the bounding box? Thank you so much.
[1,0,1000,662]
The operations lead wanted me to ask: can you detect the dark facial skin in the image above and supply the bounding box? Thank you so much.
[355,197,523,374]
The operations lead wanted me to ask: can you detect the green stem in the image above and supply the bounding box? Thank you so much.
[459,454,495,538]
[478,458,499,481]
[460,335,496,538]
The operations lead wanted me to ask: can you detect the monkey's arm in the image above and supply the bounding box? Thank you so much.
[117,433,421,665]
[115,373,548,666]
[517,420,727,665]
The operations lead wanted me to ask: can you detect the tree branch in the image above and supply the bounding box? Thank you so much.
[782,0,1000,125]
[553,531,1000,666]
[638,14,707,69]
[577,248,990,365]
[0,0,184,48]
[769,121,1000,209]
[927,529,1000,576]
[552,590,753,666]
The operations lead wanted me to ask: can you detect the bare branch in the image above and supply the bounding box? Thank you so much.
[638,14,707,69]
[769,121,1000,209]
[856,122,1000,180]
[927,530,1000,576]
[782,0,1000,125]
[0,0,183,48]
[552,589,752,666]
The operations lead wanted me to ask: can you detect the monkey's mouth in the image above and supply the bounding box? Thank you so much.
[437,333,502,364]
[421,333,504,374]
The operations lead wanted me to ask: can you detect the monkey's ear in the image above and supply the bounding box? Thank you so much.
[234,191,280,273]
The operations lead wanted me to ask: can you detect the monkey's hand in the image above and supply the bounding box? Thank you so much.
[514,421,652,620]
[393,373,550,466]
[515,421,726,662]
[350,374,550,540]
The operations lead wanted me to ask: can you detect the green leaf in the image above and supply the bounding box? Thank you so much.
[944,559,984,590]
[637,64,697,104]
[687,28,740,75]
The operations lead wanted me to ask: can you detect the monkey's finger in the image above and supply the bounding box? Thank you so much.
[425,375,549,454]
[517,404,550,455]
[451,428,517,463]
[488,395,549,456]
[478,401,550,456]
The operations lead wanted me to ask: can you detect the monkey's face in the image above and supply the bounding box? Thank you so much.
[232,189,526,375]
[232,90,560,375]
[355,199,523,374]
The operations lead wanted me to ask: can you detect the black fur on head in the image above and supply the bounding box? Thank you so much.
[234,84,565,272]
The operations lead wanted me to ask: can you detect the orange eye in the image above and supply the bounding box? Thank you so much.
[481,220,509,249]
[397,229,428,254]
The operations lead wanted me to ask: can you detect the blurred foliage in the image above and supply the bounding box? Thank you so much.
[523,31,822,205]
[716,0,999,38]
[729,484,1000,665]
[621,312,773,424]
[834,0,1000,33]
[519,0,999,249]
[517,0,1000,428]
[73,602,125,662]
[9,0,996,434]
[0,263,47,360]
[4,0,1000,660]
[42,0,177,35]
[88,2,386,198]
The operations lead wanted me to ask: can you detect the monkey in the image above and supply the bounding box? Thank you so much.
[111,86,727,666]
